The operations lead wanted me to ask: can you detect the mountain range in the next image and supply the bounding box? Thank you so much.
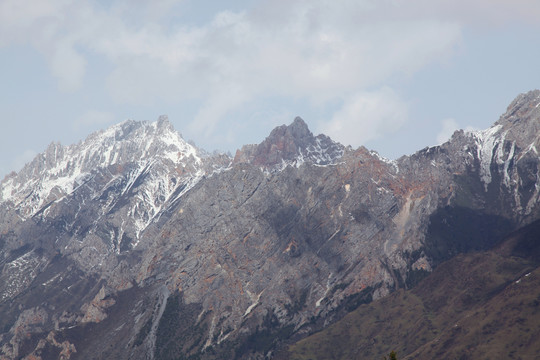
[1,90,540,359]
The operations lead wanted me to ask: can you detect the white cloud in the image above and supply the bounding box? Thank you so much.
[0,0,64,45]
[319,87,408,147]
[3,0,538,142]
[0,1,461,122]
[395,0,540,28]
[49,40,87,91]
[188,85,250,137]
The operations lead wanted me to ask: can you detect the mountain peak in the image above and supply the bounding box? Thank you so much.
[486,89,540,149]
[156,114,174,132]
[464,90,540,156]
[0,116,203,218]
[289,116,311,135]
[265,116,313,145]
[497,89,540,126]
[157,114,169,125]
[233,117,344,169]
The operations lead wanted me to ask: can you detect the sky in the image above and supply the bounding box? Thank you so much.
[1,0,540,179]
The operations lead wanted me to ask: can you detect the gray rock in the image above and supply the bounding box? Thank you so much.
[1,91,540,359]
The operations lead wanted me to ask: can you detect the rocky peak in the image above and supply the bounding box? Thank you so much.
[489,90,540,149]
[0,117,203,219]
[428,90,540,209]
[234,116,345,170]
[247,116,314,167]
[157,114,170,127]
[155,114,176,134]
[497,89,540,126]
[284,116,313,140]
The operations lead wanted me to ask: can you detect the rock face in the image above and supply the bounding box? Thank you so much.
[234,117,345,170]
[281,218,540,360]
[1,91,540,359]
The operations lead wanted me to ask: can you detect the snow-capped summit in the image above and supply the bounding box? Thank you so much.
[0,117,204,220]
[464,90,540,193]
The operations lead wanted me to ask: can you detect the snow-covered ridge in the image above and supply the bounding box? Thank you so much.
[469,121,540,194]
[470,124,503,188]
[307,136,345,165]
[293,137,345,168]
[0,117,201,219]
[259,138,345,174]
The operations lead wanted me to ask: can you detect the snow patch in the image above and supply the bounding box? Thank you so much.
[526,143,538,155]
[471,124,503,190]
[316,274,333,307]
[502,141,515,188]
[243,289,264,317]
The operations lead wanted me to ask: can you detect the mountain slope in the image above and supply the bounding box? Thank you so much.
[281,220,540,360]
[0,90,539,359]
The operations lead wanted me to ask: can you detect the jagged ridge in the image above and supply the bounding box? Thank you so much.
[1,90,540,360]
[0,116,201,219]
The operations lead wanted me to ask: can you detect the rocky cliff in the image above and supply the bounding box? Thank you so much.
[1,90,540,359]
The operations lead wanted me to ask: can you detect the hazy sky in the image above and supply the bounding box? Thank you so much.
[1,0,540,178]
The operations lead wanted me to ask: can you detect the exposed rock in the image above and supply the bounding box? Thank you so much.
[0,91,540,359]
[80,286,116,323]
[234,117,345,170]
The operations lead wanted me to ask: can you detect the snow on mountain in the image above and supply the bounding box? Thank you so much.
[233,117,345,172]
[467,91,540,191]
[0,116,204,223]
[3,93,540,359]
[470,124,504,189]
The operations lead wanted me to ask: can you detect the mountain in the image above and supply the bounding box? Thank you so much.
[233,117,345,170]
[280,219,540,359]
[1,90,540,359]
